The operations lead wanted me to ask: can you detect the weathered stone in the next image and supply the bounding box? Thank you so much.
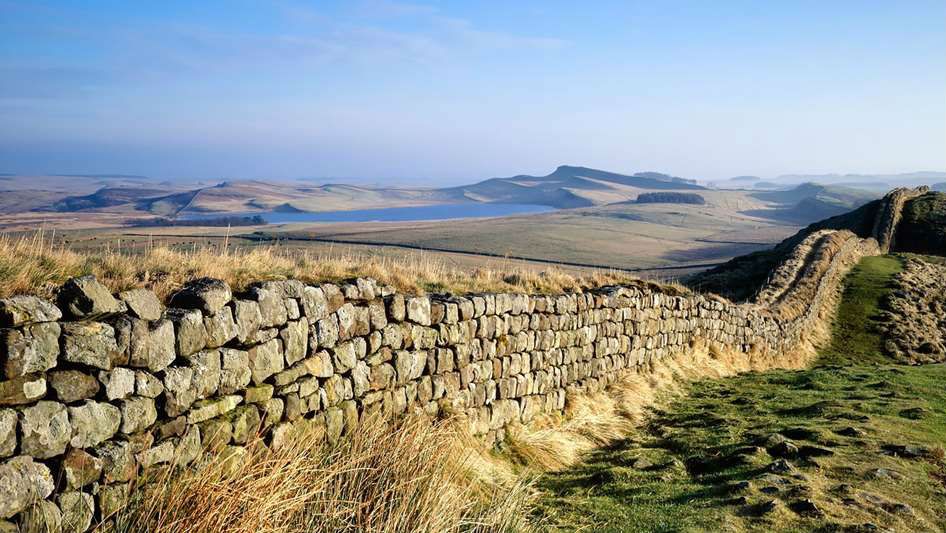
[48,371,99,404]
[232,299,262,344]
[99,367,135,400]
[93,440,135,483]
[260,398,283,429]
[301,286,329,321]
[61,322,118,370]
[198,419,232,451]
[0,456,54,519]
[352,361,370,397]
[406,297,431,326]
[280,320,308,366]
[368,299,387,330]
[219,348,252,394]
[316,316,339,348]
[20,401,71,458]
[97,482,129,519]
[1,322,60,377]
[187,349,221,399]
[119,397,157,435]
[58,491,93,533]
[167,308,207,356]
[68,400,121,448]
[156,416,187,439]
[322,284,345,313]
[17,499,62,533]
[169,278,232,315]
[203,306,238,348]
[0,296,61,327]
[336,304,357,341]
[248,339,283,385]
[245,384,274,404]
[128,318,175,372]
[187,395,241,424]
[0,410,14,458]
[386,294,406,322]
[162,366,197,417]
[229,405,261,444]
[332,340,357,373]
[119,288,163,320]
[250,287,288,328]
[394,350,425,384]
[325,407,344,444]
[134,370,164,398]
[0,374,46,407]
[61,448,102,489]
[257,280,306,299]
[57,275,123,319]
[136,440,174,468]
[176,424,201,466]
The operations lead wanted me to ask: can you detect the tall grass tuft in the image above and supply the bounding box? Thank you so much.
[104,414,535,533]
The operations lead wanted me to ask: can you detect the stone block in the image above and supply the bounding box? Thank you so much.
[168,308,207,357]
[61,448,102,489]
[0,296,61,327]
[17,499,61,533]
[57,491,93,533]
[301,286,329,321]
[119,397,157,435]
[250,287,287,328]
[61,321,118,370]
[280,319,308,366]
[93,440,135,483]
[134,370,164,398]
[68,400,121,448]
[99,367,135,400]
[20,401,71,458]
[187,395,241,424]
[48,371,99,404]
[169,277,232,315]
[219,348,252,394]
[0,410,14,458]
[0,456,54,519]
[203,306,237,348]
[162,366,196,417]
[248,339,283,385]
[119,288,163,320]
[1,322,60,378]
[232,299,262,344]
[57,275,124,319]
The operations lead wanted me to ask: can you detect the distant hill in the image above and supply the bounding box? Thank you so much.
[742,183,878,224]
[441,165,705,208]
[47,187,170,212]
[933,182,946,192]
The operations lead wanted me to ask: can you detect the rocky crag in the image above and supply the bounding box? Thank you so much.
[0,188,927,532]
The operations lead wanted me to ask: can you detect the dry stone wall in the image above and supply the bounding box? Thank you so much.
[0,189,919,532]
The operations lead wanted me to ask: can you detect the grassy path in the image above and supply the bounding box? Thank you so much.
[532,255,946,532]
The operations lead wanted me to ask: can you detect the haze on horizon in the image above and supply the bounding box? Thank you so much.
[1,0,944,185]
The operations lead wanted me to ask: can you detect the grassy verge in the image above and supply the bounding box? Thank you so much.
[532,255,946,532]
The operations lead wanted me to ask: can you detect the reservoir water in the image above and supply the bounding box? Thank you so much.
[181,202,554,223]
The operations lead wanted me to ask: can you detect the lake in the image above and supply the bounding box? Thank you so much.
[181,202,554,224]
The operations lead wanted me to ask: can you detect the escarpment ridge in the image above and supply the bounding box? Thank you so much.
[0,188,930,531]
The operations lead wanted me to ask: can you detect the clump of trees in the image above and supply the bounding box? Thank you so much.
[128,215,267,227]
[636,192,706,205]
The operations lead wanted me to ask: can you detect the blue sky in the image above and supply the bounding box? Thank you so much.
[1,0,944,184]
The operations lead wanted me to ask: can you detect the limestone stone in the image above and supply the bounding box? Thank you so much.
[308,350,334,378]
[20,401,71,458]
[257,280,305,299]
[325,407,344,444]
[251,287,288,328]
[176,424,201,466]
[0,375,45,407]
[134,370,164,398]
[119,288,163,320]
[385,294,406,322]
[61,448,102,489]
[57,491,93,533]
[198,419,232,451]
[167,308,207,356]
[17,499,62,533]
[394,350,425,384]
[68,401,121,448]
[322,284,345,313]
[187,349,221,399]
[229,405,261,444]
[232,299,262,344]
[316,316,339,348]
[352,361,370,397]
[99,367,135,400]
[169,277,232,315]
[93,440,135,483]
[301,286,329,321]
[126,318,176,372]
[248,339,283,385]
[1,322,60,377]
[48,371,99,404]
[0,296,61,327]
[244,384,274,404]
[57,275,124,319]
[368,299,387,330]
[97,482,129,519]
[187,395,241,424]
[219,348,252,394]
[61,322,118,370]
[336,304,356,340]
[260,398,283,429]
[332,340,357,373]
[285,298,301,320]
[203,306,237,348]
[0,409,14,458]
[119,397,157,435]
[406,297,431,326]
[136,441,174,468]
[162,366,196,417]
[0,456,54,519]
[280,319,308,366]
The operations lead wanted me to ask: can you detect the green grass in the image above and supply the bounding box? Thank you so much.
[817,255,903,366]
[533,255,946,532]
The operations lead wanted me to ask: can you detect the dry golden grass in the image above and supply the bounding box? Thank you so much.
[0,232,642,301]
[105,414,535,533]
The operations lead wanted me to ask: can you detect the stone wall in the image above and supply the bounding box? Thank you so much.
[0,189,917,532]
